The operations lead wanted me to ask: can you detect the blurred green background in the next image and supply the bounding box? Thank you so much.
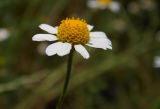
[0,0,160,109]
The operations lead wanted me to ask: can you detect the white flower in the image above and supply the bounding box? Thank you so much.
[154,56,160,68]
[32,18,112,59]
[87,0,120,12]
[0,28,9,41]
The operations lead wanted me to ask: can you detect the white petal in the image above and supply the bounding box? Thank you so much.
[108,1,120,13]
[56,43,72,56]
[32,34,57,41]
[46,43,59,56]
[39,24,57,34]
[87,41,112,50]
[87,25,94,31]
[74,45,90,59]
[87,32,112,50]
[90,32,108,39]
[89,32,112,44]
[46,42,71,56]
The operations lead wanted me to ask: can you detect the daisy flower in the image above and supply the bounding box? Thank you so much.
[87,0,120,12]
[32,18,112,59]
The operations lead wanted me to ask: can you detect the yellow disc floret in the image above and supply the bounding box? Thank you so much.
[97,0,111,5]
[57,18,89,44]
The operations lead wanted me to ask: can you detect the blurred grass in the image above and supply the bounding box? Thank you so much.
[0,0,160,109]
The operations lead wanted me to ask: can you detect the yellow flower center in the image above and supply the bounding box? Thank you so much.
[97,0,111,5]
[57,18,89,44]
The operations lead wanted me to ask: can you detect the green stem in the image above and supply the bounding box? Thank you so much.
[56,47,74,109]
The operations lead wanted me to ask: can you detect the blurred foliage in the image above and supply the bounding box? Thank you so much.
[0,0,160,109]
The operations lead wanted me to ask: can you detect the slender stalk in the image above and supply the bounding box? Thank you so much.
[56,48,74,109]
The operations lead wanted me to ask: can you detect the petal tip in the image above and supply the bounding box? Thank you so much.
[39,24,45,28]
[84,56,90,59]
[45,52,53,56]
[32,35,38,41]
[32,37,35,41]
[108,46,112,50]
[87,25,94,31]
[45,48,53,56]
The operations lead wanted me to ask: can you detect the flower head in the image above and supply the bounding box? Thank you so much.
[57,18,89,44]
[32,18,112,59]
[87,0,120,12]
